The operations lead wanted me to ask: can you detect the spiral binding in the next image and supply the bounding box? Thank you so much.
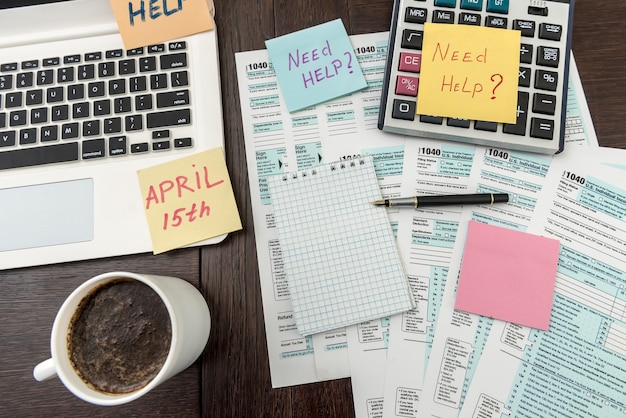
[280,157,367,181]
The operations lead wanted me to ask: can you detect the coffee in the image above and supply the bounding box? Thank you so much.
[67,278,172,394]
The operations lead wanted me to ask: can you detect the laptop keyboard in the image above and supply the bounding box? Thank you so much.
[0,41,194,170]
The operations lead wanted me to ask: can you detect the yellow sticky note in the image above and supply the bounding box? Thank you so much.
[137,148,242,254]
[416,23,520,123]
[109,0,214,50]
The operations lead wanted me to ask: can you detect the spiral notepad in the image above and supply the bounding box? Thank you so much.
[267,156,414,336]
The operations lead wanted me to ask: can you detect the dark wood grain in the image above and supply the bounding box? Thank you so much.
[571,1,626,149]
[1,0,625,417]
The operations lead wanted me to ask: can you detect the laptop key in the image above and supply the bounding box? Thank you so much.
[52,104,69,121]
[82,138,105,159]
[147,109,191,128]
[58,67,74,83]
[9,110,27,127]
[125,114,143,131]
[47,86,64,103]
[61,122,79,139]
[152,140,170,151]
[0,75,13,90]
[0,142,79,170]
[156,90,190,108]
[114,97,132,113]
[104,117,122,134]
[109,136,127,156]
[94,99,111,116]
[68,85,85,100]
[77,64,95,80]
[42,57,60,67]
[150,73,168,90]
[119,59,136,75]
[6,92,23,108]
[17,72,34,88]
[1,131,16,147]
[26,89,44,105]
[131,142,149,153]
[19,128,37,145]
[40,126,58,142]
[98,62,116,78]
[174,137,192,148]
[160,53,187,70]
[88,81,105,98]
[37,69,54,86]
[30,107,48,125]
[171,71,188,87]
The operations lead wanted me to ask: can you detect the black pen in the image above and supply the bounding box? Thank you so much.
[371,193,509,208]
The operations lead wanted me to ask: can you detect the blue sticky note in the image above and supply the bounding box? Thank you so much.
[265,19,368,112]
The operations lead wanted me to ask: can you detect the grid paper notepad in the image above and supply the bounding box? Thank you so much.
[267,156,414,336]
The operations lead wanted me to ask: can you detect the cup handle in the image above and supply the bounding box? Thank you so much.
[33,358,57,381]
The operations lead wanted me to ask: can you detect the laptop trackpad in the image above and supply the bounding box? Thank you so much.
[0,179,94,252]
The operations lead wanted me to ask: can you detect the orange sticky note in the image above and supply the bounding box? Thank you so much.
[137,148,242,254]
[454,221,560,330]
[416,23,520,123]
[109,0,214,50]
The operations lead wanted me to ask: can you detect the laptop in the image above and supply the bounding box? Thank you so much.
[0,0,226,270]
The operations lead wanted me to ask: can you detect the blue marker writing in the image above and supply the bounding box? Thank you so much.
[128,0,185,26]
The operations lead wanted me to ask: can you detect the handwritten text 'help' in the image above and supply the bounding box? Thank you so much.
[287,40,356,89]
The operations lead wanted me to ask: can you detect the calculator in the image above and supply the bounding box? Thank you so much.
[378,0,575,154]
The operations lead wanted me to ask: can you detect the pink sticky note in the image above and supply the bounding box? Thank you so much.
[454,220,560,330]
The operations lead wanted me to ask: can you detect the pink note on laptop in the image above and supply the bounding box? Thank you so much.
[454,220,560,330]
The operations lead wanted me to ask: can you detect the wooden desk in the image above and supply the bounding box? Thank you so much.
[1,1,625,416]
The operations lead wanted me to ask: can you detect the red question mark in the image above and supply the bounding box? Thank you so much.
[490,74,503,99]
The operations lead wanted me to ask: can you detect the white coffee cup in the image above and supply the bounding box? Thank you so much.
[33,271,211,406]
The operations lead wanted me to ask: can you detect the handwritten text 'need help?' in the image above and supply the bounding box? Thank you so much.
[417,23,520,124]
[265,19,368,113]
[109,0,214,49]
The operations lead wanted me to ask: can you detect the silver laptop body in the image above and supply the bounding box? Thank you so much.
[0,0,226,269]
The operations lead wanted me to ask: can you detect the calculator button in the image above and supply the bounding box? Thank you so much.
[536,46,560,68]
[401,29,424,50]
[459,13,481,26]
[433,10,455,24]
[518,67,531,87]
[486,0,508,14]
[405,7,428,24]
[534,70,558,91]
[392,99,416,121]
[520,44,533,64]
[503,91,529,136]
[398,52,422,73]
[460,0,482,11]
[434,0,456,7]
[532,93,557,115]
[419,115,444,124]
[395,75,419,97]
[474,120,498,132]
[528,6,549,17]
[539,23,562,41]
[513,20,536,37]
[530,118,554,139]
[447,118,470,128]
[485,15,507,29]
